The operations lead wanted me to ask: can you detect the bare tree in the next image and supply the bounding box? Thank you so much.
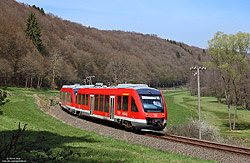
[49,48,61,89]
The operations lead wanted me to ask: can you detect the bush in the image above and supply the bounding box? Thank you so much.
[0,90,9,106]
[176,51,181,58]
[166,118,222,141]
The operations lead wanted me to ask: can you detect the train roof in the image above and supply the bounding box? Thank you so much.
[62,84,149,89]
[62,84,161,94]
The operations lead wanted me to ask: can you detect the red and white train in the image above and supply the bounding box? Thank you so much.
[59,84,167,131]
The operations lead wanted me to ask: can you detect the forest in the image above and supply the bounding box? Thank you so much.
[0,0,206,89]
[1,0,250,114]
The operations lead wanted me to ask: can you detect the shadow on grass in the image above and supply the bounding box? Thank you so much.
[0,129,109,162]
[222,122,250,130]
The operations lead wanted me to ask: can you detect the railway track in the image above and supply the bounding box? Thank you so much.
[146,133,250,156]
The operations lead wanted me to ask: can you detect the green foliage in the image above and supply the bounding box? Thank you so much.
[40,8,45,15]
[207,31,250,130]
[208,31,250,91]
[176,51,181,58]
[24,12,42,51]
[197,54,201,61]
[31,5,45,15]
[0,90,8,106]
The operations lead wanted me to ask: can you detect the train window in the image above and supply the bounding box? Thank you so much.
[131,97,139,112]
[117,96,122,110]
[86,94,89,106]
[123,96,128,111]
[94,94,99,111]
[78,94,81,104]
[99,95,104,111]
[82,94,85,105]
[104,95,109,113]
[67,93,70,102]
[68,93,72,102]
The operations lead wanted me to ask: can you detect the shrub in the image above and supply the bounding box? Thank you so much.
[176,51,181,58]
[197,54,201,61]
[166,118,222,141]
[0,89,9,107]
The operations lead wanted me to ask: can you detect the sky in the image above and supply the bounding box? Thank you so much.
[16,0,250,48]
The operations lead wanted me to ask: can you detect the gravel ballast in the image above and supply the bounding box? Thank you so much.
[45,104,250,163]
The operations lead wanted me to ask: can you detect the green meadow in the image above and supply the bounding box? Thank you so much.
[164,91,250,141]
[0,87,210,162]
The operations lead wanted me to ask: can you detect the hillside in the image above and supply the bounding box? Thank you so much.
[0,0,207,88]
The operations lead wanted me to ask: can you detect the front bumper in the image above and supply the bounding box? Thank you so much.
[131,120,167,131]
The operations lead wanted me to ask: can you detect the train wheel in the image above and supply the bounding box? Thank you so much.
[123,121,133,130]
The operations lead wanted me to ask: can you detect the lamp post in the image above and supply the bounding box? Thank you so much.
[190,66,206,139]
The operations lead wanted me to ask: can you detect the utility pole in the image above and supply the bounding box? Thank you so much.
[190,66,206,139]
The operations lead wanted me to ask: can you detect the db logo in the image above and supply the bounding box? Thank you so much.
[153,113,157,117]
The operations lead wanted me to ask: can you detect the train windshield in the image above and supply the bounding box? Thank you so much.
[140,95,164,113]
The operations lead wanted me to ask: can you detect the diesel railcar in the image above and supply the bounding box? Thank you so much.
[59,84,167,131]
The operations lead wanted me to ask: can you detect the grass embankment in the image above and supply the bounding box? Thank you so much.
[0,87,209,162]
[164,91,250,140]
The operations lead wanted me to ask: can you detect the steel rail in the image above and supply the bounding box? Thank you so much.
[146,133,250,156]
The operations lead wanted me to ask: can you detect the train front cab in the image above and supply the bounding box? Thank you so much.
[129,88,167,131]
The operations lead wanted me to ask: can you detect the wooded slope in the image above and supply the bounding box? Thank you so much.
[0,0,206,88]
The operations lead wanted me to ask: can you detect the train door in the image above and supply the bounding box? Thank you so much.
[90,94,94,115]
[110,95,115,119]
[63,92,66,106]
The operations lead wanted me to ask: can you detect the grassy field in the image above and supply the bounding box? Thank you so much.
[163,91,250,140]
[0,87,210,162]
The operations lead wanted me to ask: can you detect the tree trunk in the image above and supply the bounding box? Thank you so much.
[243,101,247,110]
[217,97,221,103]
[30,77,33,89]
[52,65,55,89]
[39,78,43,87]
[25,78,28,89]
[233,102,237,130]
[37,77,40,89]
[225,90,232,131]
